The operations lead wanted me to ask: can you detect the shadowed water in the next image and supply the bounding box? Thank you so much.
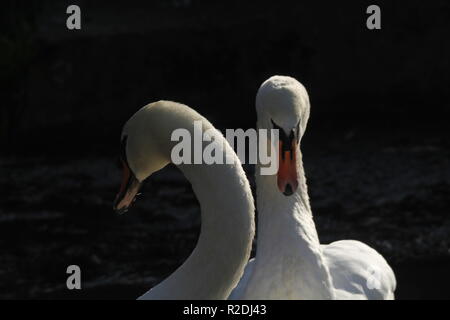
[1,130,449,299]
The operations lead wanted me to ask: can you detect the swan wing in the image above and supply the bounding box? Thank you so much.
[322,240,396,300]
[228,258,256,299]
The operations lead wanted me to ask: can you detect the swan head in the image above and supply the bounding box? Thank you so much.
[113,104,171,214]
[256,75,310,196]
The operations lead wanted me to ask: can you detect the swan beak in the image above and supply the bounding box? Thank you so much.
[277,138,298,196]
[113,158,142,214]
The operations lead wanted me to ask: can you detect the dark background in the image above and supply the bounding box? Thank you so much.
[0,0,449,299]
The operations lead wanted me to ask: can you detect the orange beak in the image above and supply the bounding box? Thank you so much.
[277,138,299,196]
[113,157,142,214]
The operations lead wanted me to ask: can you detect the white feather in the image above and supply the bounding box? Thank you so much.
[230,76,396,300]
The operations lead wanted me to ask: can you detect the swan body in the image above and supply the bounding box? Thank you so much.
[230,76,396,300]
[322,240,396,300]
[114,100,255,299]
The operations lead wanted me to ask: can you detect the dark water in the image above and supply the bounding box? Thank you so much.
[1,130,449,299]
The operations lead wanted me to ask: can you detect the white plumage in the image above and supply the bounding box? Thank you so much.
[117,101,255,299]
[230,76,396,300]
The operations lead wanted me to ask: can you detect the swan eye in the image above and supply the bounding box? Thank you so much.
[271,119,292,154]
[271,119,299,147]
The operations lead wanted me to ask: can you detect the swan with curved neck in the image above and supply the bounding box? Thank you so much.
[113,100,255,299]
[230,76,396,299]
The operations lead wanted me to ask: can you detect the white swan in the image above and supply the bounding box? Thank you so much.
[230,76,396,300]
[113,100,255,299]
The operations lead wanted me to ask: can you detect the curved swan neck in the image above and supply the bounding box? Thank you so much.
[138,103,255,299]
[181,160,255,296]
[143,162,254,300]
